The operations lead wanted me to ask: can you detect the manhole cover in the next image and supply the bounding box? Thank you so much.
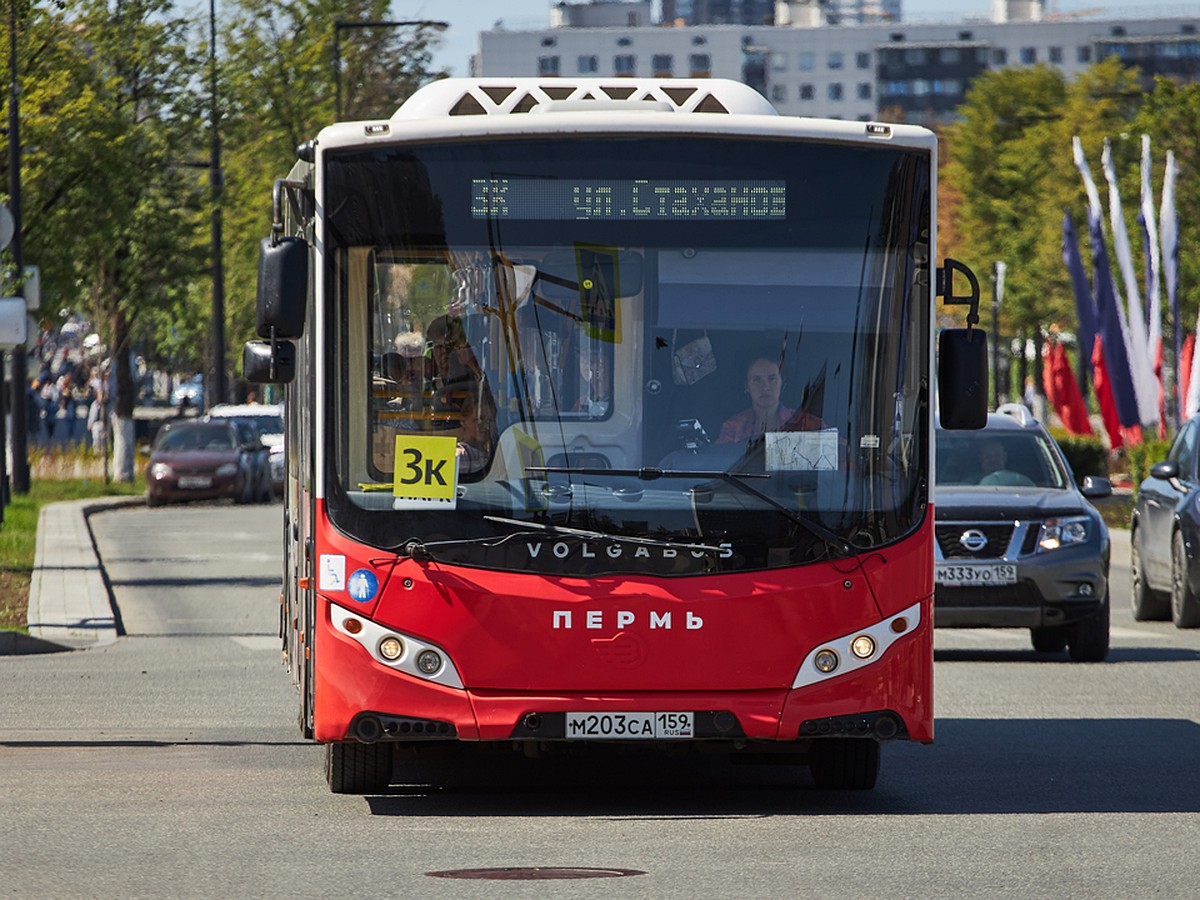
[426,867,646,881]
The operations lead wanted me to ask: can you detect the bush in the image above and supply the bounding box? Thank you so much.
[1127,439,1173,498]
[1048,431,1108,485]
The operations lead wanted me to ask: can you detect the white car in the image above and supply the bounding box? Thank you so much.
[205,403,285,493]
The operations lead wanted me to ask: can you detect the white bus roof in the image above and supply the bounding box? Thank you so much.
[314,77,936,152]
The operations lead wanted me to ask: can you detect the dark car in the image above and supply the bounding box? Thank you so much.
[1130,416,1200,628]
[934,404,1113,661]
[145,420,270,507]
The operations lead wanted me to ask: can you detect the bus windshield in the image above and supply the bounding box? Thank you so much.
[323,135,931,575]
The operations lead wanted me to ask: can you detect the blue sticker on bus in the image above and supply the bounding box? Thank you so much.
[347,569,379,603]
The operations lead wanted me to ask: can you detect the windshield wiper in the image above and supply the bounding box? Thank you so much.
[482,515,729,556]
[527,465,853,558]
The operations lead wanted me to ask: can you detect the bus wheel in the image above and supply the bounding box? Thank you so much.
[325,741,393,794]
[808,738,879,790]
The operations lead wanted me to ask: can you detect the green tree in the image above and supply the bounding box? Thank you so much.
[9,0,207,479]
[217,0,445,389]
[1132,77,1200,354]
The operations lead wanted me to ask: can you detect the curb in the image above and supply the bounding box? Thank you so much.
[9,495,145,656]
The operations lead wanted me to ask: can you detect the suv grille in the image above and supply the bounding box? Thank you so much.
[936,523,1015,559]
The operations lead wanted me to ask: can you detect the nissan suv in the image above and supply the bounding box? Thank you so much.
[934,404,1112,662]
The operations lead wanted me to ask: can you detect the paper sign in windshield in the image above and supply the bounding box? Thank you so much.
[765,429,839,471]
[392,434,459,510]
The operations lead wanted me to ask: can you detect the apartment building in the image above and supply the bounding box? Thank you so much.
[477,3,1200,123]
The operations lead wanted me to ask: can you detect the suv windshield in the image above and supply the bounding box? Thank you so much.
[935,429,1069,490]
[322,135,933,575]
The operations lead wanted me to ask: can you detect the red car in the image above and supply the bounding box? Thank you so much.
[145,420,266,507]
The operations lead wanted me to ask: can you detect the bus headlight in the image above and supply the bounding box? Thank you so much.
[851,635,876,659]
[378,636,404,661]
[416,649,442,674]
[814,648,839,673]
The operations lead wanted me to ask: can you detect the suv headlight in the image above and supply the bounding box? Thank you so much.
[1037,516,1089,551]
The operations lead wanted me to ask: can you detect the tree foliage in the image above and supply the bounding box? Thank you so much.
[943,56,1197,373]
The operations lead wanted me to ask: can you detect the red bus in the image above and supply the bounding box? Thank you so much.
[245,78,985,793]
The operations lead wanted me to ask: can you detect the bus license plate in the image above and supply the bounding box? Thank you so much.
[565,712,694,740]
[935,563,1017,586]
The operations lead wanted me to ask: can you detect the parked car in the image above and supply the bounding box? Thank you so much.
[1130,416,1200,628]
[934,403,1113,661]
[205,403,285,495]
[145,419,270,507]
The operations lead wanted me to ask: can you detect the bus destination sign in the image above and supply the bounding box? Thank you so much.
[471,178,786,221]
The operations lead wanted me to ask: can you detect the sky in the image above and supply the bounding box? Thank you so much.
[420,0,1198,76]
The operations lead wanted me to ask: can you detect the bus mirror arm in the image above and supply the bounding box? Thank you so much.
[936,258,981,331]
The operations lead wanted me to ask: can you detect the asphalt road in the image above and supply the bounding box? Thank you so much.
[2,504,1198,898]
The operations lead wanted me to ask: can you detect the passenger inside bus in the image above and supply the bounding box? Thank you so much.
[425,314,497,475]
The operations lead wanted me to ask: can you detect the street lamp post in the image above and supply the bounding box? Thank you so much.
[208,0,225,409]
[332,19,448,121]
[8,0,29,495]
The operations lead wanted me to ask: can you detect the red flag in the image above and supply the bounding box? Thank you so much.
[1046,343,1093,435]
[1183,333,1195,415]
[1092,335,1123,449]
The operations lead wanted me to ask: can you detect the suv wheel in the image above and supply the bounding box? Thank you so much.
[1171,531,1200,628]
[1030,626,1067,653]
[1131,527,1170,621]
[1067,594,1110,662]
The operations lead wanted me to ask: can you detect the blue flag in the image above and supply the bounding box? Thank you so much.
[1086,207,1141,427]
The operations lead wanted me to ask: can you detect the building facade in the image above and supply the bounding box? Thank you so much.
[478,11,1200,124]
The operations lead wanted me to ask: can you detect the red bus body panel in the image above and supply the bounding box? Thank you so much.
[311,500,934,744]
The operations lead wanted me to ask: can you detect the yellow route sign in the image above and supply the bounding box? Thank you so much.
[392,435,458,509]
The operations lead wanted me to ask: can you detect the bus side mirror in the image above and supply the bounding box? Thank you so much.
[243,339,296,384]
[938,328,988,429]
[256,236,307,339]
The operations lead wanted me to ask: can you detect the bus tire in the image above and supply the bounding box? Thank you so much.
[808,738,879,790]
[325,741,393,794]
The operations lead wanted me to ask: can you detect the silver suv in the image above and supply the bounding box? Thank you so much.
[934,404,1113,662]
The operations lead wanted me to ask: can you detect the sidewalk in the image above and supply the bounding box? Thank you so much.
[0,496,144,655]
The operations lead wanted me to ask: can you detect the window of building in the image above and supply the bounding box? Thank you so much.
[798,51,815,71]
[1077,46,1092,63]
[578,54,599,74]
[828,51,843,69]
[939,47,960,64]
[857,82,872,100]
[799,83,814,100]
[993,47,1008,65]
[905,48,927,65]
[856,51,871,69]
[1020,47,1037,64]
[1049,45,1063,63]
[771,84,787,103]
[538,55,560,76]
[771,51,789,71]
[617,37,633,47]
[828,82,844,101]
[932,79,961,95]
[883,80,908,96]
[911,79,929,97]
[692,35,707,45]
[541,37,557,48]
[652,54,673,76]
[614,54,636,75]
[689,53,711,76]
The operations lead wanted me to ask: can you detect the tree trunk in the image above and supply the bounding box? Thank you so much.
[110,299,136,482]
